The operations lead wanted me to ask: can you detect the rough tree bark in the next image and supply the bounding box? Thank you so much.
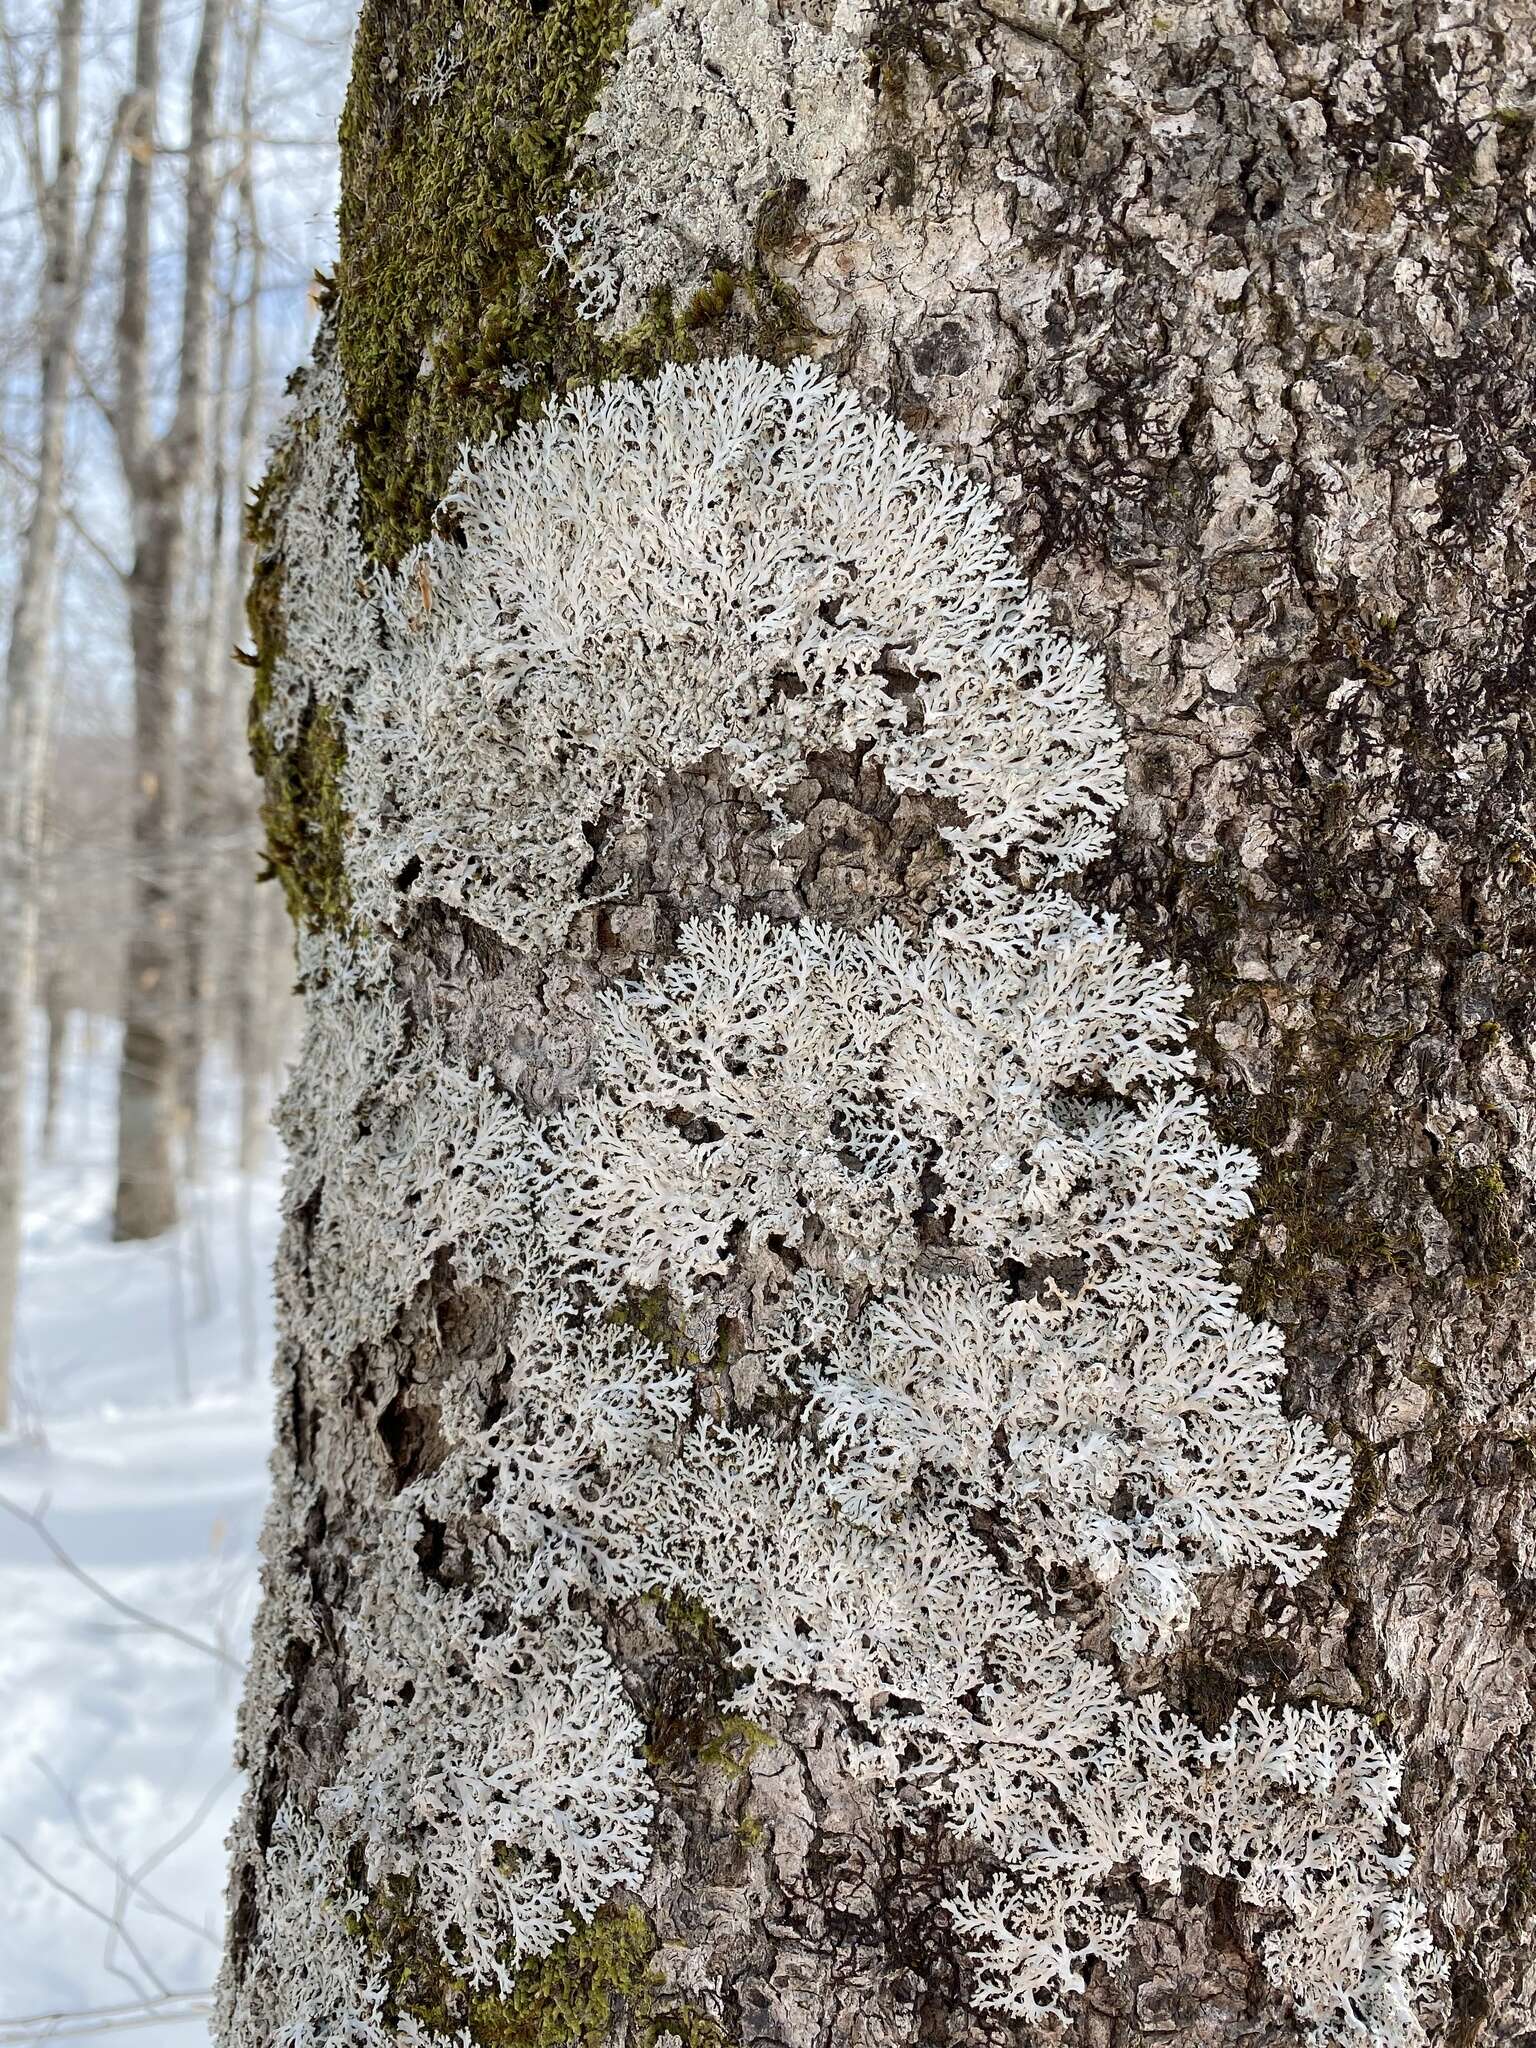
[224,3,1536,2043]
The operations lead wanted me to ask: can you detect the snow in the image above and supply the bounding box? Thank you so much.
[0,1017,283,2048]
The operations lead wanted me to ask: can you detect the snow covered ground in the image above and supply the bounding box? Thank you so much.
[0,1020,284,2048]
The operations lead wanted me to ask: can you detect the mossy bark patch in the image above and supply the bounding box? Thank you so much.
[337,0,634,563]
[247,0,825,922]
[353,1886,735,2048]
[351,1888,654,2046]
[334,0,818,564]
[638,1589,748,1770]
[337,0,627,559]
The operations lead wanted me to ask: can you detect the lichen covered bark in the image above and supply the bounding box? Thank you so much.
[244,0,816,931]
[228,1,1536,2043]
[334,0,812,563]
[763,1,1535,2031]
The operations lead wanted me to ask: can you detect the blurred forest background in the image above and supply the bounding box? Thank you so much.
[0,0,351,2037]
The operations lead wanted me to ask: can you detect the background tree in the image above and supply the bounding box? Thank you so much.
[0,0,343,1442]
[0,0,126,1431]
[222,2,1536,2042]
[107,0,227,1242]
[0,0,348,2024]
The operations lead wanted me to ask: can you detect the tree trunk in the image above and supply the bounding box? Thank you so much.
[113,490,188,1240]
[178,282,241,1186]
[41,967,69,1165]
[0,0,107,1427]
[221,4,1535,2044]
[110,0,228,1240]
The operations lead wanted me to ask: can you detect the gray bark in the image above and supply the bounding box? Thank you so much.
[225,2,1536,2042]
[110,0,228,1241]
[41,967,68,1165]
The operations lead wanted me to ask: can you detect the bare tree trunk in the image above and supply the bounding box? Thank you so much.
[221,4,1536,2043]
[234,865,273,1177]
[178,278,242,1184]
[228,72,270,1184]
[0,0,124,1425]
[110,0,228,1241]
[40,967,69,1165]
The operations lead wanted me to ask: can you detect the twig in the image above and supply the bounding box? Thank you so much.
[0,1992,212,2045]
[32,1761,223,1952]
[0,1836,168,1999]
[0,1495,242,1670]
[129,1765,237,1897]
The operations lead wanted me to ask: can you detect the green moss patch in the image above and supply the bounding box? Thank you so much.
[479,1908,656,2048]
[696,1715,771,1779]
[640,1590,749,1769]
[638,2010,734,2048]
[336,0,813,563]
[1432,1158,1520,1287]
[337,0,629,561]
[1224,1068,1422,1320]
[350,1883,736,2047]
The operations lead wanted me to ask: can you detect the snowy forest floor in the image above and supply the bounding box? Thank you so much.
[0,1021,283,2048]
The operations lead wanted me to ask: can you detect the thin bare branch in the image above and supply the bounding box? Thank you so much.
[0,447,128,581]
[0,1992,212,2045]
[0,1835,168,2000]
[0,1494,243,1670]
[72,88,139,333]
[32,1761,223,1952]
[0,8,48,216]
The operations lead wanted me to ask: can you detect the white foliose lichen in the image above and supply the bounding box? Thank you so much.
[535,903,1353,1657]
[258,363,374,754]
[346,355,1126,954]
[223,1233,688,2045]
[608,1424,1437,2033]
[541,0,872,331]
[323,1250,689,1980]
[227,352,1443,2045]
[948,1699,1444,2036]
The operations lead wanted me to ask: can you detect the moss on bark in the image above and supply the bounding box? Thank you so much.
[248,0,820,928]
[334,0,812,564]
[350,1885,734,2048]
